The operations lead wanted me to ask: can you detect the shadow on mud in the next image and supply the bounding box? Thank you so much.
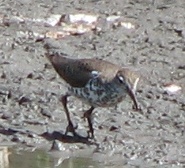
[0,127,95,145]
[40,131,96,145]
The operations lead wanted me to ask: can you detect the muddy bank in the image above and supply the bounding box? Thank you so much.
[0,0,185,167]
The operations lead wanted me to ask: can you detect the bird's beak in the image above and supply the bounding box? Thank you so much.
[127,85,139,111]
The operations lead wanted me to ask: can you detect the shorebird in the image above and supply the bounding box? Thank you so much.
[46,51,140,138]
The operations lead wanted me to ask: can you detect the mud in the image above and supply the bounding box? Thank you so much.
[0,0,185,167]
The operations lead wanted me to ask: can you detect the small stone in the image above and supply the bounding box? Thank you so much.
[50,140,65,151]
[18,96,31,105]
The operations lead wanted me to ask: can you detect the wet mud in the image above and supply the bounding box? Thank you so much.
[0,0,185,167]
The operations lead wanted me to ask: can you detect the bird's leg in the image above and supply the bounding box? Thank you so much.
[61,95,77,136]
[83,106,95,138]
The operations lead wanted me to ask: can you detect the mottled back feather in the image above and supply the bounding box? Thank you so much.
[46,53,121,87]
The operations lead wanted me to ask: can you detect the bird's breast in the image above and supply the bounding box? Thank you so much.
[68,78,127,107]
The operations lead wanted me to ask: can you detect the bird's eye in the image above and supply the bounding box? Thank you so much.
[118,76,124,83]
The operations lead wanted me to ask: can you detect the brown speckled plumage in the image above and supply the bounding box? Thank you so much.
[46,51,140,139]
[47,53,122,87]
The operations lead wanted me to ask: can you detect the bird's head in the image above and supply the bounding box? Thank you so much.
[115,68,140,110]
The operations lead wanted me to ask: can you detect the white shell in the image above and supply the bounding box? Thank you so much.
[163,84,182,94]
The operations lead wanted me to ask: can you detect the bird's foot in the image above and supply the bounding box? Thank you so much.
[87,130,95,139]
[65,122,78,136]
[132,104,142,111]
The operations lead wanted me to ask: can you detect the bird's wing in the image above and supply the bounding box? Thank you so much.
[46,53,120,87]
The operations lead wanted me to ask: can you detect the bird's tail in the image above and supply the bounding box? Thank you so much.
[44,41,68,63]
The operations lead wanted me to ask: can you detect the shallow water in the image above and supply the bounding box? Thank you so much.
[0,146,104,168]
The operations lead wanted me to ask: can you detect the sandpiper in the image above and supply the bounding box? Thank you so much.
[46,51,140,138]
